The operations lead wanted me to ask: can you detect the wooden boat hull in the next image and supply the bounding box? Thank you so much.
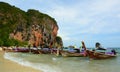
[61,51,86,57]
[31,48,57,54]
[13,48,29,53]
[3,48,29,53]
[86,50,116,59]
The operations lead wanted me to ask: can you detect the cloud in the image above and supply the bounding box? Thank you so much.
[118,14,120,18]
[47,6,79,23]
[58,31,70,41]
[89,0,120,13]
[45,0,120,36]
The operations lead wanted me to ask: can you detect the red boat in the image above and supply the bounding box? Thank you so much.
[81,41,117,59]
[86,50,116,59]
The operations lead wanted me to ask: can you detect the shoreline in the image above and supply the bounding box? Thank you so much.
[0,51,42,72]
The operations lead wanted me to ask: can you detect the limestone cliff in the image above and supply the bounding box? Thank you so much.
[0,2,63,48]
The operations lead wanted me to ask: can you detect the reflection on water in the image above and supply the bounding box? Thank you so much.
[4,52,120,72]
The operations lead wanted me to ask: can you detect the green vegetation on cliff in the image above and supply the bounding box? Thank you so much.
[0,2,61,47]
[0,2,27,46]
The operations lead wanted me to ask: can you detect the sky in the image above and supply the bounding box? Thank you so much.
[0,0,120,48]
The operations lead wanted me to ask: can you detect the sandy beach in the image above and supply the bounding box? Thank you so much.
[0,51,42,72]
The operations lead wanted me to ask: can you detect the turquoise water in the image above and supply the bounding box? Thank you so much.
[4,48,120,72]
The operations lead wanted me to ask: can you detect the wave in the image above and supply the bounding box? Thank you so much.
[4,52,62,72]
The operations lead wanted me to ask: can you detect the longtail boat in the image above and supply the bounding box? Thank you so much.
[81,41,117,59]
[12,48,29,53]
[86,50,116,59]
[3,47,29,53]
[61,51,86,57]
[60,41,88,57]
[31,48,58,54]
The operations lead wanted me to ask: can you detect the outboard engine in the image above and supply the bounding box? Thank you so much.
[111,49,117,55]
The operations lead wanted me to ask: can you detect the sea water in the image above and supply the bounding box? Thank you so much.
[4,48,120,72]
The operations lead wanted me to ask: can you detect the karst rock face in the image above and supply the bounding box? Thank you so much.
[0,2,63,48]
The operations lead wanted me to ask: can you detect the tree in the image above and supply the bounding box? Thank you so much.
[0,39,3,46]
[55,36,63,48]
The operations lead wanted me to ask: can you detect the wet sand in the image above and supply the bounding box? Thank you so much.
[0,51,42,72]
